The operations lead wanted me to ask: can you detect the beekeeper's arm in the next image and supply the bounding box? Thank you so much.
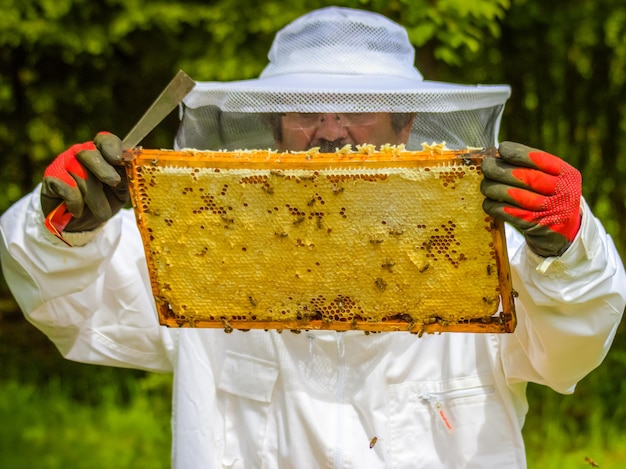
[482,142,626,393]
[0,133,175,372]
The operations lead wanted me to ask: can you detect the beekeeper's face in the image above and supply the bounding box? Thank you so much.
[277,113,413,152]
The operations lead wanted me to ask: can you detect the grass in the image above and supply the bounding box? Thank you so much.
[1,305,626,468]
[0,375,172,469]
[524,388,626,468]
[4,368,625,469]
[0,310,172,469]
[523,346,626,468]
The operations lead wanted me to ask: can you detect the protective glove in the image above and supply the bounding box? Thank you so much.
[481,141,582,257]
[41,132,128,233]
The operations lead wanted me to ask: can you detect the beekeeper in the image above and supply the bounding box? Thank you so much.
[1,6,624,469]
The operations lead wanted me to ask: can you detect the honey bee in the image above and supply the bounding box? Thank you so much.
[482,296,497,305]
[248,295,257,307]
[381,259,395,272]
[369,437,378,449]
[374,277,387,291]
[221,318,233,334]
[462,155,474,166]
[419,263,430,273]
[585,456,599,468]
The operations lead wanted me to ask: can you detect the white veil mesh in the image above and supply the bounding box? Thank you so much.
[175,7,511,151]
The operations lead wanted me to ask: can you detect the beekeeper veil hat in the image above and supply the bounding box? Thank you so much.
[175,6,511,151]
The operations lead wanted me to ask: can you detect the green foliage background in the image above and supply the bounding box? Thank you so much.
[2,0,625,250]
[1,0,625,467]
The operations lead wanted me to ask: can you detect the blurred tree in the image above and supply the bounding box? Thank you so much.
[439,0,626,258]
[0,0,509,213]
[506,0,626,257]
[1,0,624,283]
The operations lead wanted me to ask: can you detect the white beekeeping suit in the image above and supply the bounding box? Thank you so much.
[1,6,624,469]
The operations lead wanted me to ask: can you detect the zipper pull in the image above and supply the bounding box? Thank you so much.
[420,393,454,433]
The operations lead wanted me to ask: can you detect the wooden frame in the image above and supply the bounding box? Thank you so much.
[125,147,516,334]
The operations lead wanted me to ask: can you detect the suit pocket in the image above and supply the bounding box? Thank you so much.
[388,376,518,468]
[218,351,279,468]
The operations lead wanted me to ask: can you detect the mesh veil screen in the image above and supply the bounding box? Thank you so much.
[175,106,505,152]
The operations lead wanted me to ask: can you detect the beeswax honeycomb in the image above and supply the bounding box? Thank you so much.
[125,148,516,334]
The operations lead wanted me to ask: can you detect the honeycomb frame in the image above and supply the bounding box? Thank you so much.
[125,147,516,334]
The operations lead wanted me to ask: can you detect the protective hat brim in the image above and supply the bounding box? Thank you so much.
[184,74,511,113]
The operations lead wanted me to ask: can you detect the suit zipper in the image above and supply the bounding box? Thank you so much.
[333,333,346,468]
[418,385,496,432]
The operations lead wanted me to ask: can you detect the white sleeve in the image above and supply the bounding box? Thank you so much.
[0,185,176,372]
[500,198,626,394]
